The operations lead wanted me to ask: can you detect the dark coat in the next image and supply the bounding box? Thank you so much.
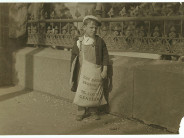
[70,35,110,92]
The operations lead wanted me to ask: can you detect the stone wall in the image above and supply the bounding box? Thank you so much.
[13,47,184,133]
[133,62,184,132]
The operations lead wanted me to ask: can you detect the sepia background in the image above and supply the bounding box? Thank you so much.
[0,2,184,135]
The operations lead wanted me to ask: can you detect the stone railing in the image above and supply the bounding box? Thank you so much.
[27,15,184,56]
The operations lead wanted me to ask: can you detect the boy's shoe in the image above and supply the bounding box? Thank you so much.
[94,114,101,120]
[76,115,85,121]
[91,112,101,120]
[76,112,91,121]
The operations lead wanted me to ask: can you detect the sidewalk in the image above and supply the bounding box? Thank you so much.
[0,86,171,135]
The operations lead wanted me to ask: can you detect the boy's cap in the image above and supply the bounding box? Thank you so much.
[83,15,101,26]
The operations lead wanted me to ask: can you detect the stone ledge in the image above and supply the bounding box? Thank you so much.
[109,51,161,59]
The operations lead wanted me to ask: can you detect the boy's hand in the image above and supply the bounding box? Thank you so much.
[101,70,107,79]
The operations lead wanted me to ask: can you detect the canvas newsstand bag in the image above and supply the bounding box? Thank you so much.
[73,42,107,107]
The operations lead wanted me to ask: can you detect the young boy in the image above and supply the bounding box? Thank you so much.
[70,15,109,121]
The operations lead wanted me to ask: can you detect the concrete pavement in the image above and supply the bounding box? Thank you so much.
[0,86,172,135]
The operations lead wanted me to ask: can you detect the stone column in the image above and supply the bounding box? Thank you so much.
[0,3,10,86]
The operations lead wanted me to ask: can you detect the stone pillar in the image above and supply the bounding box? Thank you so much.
[0,3,10,86]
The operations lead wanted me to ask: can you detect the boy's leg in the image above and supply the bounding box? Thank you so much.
[76,106,86,121]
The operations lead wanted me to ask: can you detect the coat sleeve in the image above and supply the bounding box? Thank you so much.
[70,38,79,72]
[102,39,109,66]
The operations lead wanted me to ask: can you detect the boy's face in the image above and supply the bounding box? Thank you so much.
[83,20,98,37]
